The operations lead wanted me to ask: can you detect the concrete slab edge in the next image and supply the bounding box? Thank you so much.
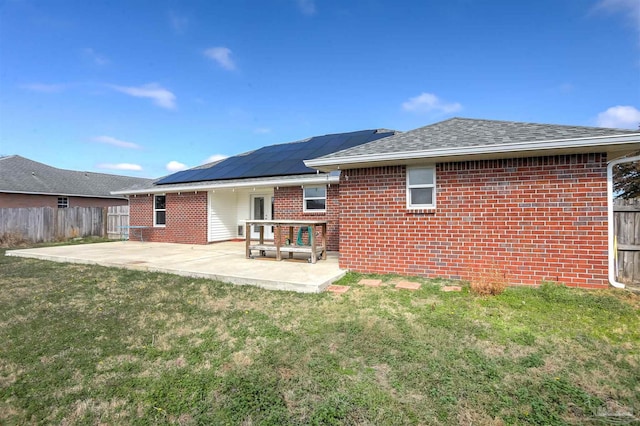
[6,250,346,294]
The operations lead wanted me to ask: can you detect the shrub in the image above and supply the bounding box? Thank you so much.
[470,264,509,296]
[0,231,29,248]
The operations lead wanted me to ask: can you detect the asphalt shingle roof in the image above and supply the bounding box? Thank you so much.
[315,117,639,160]
[0,155,153,198]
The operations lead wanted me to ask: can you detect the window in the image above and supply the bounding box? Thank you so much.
[57,197,69,208]
[303,185,326,212]
[154,195,166,226]
[407,167,436,209]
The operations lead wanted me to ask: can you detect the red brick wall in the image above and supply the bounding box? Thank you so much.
[129,192,208,244]
[339,154,609,288]
[0,193,128,208]
[273,185,340,251]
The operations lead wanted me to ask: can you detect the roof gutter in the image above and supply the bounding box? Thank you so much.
[305,134,640,169]
[607,154,640,289]
[111,174,340,195]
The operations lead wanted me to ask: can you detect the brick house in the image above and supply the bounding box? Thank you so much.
[0,155,152,208]
[115,118,639,289]
[113,129,397,248]
[305,118,640,288]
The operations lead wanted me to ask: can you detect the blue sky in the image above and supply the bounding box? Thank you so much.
[0,0,638,178]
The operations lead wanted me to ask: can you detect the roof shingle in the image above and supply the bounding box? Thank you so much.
[315,117,639,160]
[0,155,153,198]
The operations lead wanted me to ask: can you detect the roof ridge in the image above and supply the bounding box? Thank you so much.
[444,116,640,132]
[4,154,152,180]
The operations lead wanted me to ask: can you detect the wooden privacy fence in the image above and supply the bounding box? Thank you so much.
[614,199,640,284]
[0,207,106,243]
[107,205,129,239]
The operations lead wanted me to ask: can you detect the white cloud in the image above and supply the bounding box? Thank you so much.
[296,0,316,15]
[596,105,640,129]
[97,163,143,171]
[21,83,66,93]
[402,92,462,114]
[92,135,141,149]
[166,161,188,172]
[254,127,272,134]
[81,48,109,65]
[203,154,228,164]
[592,0,640,30]
[111,83,176,109]
[166,160,188,172]
[204,47,236,70]
[169,11,188,34]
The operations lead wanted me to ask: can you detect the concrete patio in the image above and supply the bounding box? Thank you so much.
[5,241,346,293]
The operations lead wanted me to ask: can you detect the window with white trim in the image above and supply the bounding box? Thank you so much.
[57,197,69,208]
[303,185,326,212]
[154,195,166,226]
[407,166,436,209]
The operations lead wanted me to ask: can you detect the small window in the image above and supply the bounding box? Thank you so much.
[57,197,69,208]
[154,195,166,226]
[303,186,326,212]
[407,167,436,209]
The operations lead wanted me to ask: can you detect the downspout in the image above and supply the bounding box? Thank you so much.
[607,154,640,289]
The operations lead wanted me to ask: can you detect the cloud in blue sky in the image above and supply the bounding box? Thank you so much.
[402,92,462,115]
[296,0,316,16]
[166,160,188,172]
[593,0,640,30]
[169,10,188,34]
[21,83,67,93]
[92,135,140,149]
[203,154,228,164]
[254,127,271,134]
[596,106,640,129]
[81,48,109,66]
[203,47,236,70]
[97,163,143,171]
[111,83,176,109]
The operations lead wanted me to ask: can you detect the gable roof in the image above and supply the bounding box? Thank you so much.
[306,118,640,171]
[0,155,153,199]
[155,129,397,185]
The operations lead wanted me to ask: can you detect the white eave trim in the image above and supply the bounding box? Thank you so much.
[305,134,640,168]
[110,174,340,195]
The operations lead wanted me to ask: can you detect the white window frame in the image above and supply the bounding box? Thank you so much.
[406,166,436,209]
[154,194,166,227]
[303,185,327,213]
[57,196,69,208]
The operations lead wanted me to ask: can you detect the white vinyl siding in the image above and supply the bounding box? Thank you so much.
[208,191,237,242]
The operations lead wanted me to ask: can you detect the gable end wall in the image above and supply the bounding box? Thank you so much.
[338,153,609,288]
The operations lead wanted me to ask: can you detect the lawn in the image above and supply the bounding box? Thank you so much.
[1,249,639,425]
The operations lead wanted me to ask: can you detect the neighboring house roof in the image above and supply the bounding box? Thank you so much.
[155,129,397,185]
[0,155,153,199]
[306,118,640,171]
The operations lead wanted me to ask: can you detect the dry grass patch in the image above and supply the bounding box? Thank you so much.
[1,251,639,425]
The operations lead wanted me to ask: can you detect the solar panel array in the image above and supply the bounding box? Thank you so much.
[156,129,394,185]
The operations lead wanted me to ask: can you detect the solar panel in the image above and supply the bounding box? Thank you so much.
[155,129,394,185]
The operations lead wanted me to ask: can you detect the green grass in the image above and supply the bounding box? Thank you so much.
[1,250,639,425]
